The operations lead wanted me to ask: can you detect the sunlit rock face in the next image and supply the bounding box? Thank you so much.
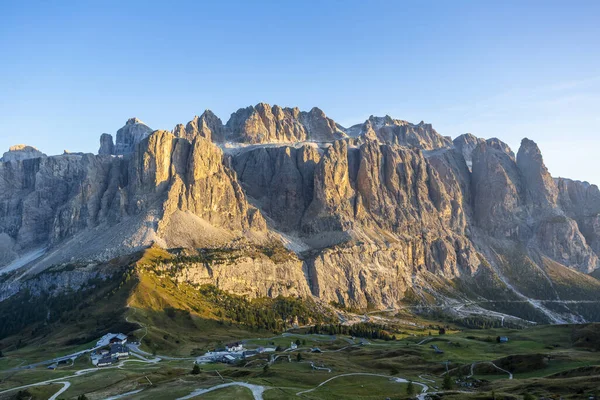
[1,106,600,315]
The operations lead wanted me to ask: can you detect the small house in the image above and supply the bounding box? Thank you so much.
[290,342,298,350]
[97,357,114,367]
[226,342,243,352]
[110,344,129,359]
[311,347,322,353]
[221,354,237,364]
[109,333,128,345]
[243,350,258,359]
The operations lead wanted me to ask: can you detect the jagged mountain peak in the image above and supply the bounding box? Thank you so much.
[126,117,145,125]
[224,102,346,144]
[113,118,154,156]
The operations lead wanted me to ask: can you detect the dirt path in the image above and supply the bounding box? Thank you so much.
[104,388,145,399]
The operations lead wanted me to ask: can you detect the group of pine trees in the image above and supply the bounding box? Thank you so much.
[199,285,330,332]
[307,323,396,341]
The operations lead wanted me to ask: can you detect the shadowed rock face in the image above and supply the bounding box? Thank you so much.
[517,138,559,209]
[98,133,115,155]
[1,145,46,162]
[453,133,484,169]
[2,106,600,314]
[114,118,153,155]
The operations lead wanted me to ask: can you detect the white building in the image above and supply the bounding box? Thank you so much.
[226,342,243,352]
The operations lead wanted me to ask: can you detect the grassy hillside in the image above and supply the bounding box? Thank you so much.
[0,246,334,360]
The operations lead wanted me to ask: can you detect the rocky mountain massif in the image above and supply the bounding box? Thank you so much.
[1,103,600,325]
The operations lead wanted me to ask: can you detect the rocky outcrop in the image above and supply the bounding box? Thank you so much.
[172,110,225,143]
[351,116,452,150]
[155,249,311,299]
[98,133,115,155]
[114,118,153,155]
[225,103,346,143]
[557,179,600,255]
[517,138,558,209]
[453,133,484,168]
[1,145,46,162]
[472,140,524,238]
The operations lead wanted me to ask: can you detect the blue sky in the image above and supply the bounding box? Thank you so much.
[1,0,599,182]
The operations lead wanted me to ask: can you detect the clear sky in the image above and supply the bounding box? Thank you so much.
[1,0,599,183]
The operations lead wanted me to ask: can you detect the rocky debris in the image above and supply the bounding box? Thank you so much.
[225,103,346,143]
[1,144,46,162]
[114,118,153,155]
[98,133,115,155]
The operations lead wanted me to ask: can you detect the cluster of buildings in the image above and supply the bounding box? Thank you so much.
[93,333,130,367]
[196,341,280,365]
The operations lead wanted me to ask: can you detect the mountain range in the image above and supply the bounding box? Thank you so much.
[2,103,600,326]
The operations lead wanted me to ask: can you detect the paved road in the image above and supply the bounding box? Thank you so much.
[48,382,70,400]
[0,357,159,397]
[176,382,266,400]
[468,361,513,379]
[296,373,428,396]
[5,345,101,372]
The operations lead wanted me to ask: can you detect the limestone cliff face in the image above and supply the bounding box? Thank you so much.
[471,137,599,273]
[472,140,525,238]
[225,103,346,143]
[114,118,153,155]
[172,110,225,143]
[0,129,264,269]
[453,133,484,169]
[231,137,481,308]
[2,105,600,319]
[154,250,311,299]
[517,138,559,209]
[350,116,453,150]
[1,145,46,162]
[557,178,600,255]
[232,144,320,230]
[98,133,115,155]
